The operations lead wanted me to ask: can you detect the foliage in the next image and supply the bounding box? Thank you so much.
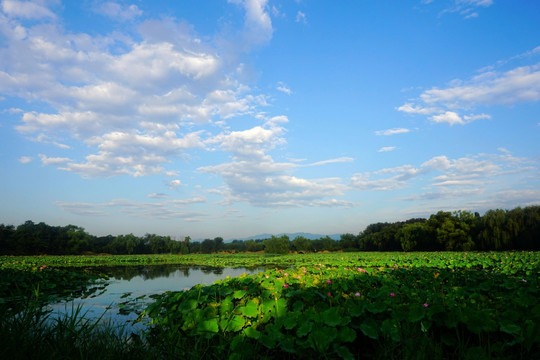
[1,251,539,359]
[264,235,290,254]
[143,251,540,359]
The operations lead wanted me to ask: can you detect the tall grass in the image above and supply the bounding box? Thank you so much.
[0,290,152,360]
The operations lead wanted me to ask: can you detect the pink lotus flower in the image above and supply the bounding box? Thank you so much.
[390,292,395,297]
[326,280,332,284]
[423,303,429,307]
[354,292,361,297]
[327,292,332,297]
[283,284,289,288]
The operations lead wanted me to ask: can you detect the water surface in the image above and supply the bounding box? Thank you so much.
[49,265,263,331]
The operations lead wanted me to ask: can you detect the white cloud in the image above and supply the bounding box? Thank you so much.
[351,165,423,191]
[421,155,451,171]
[399,50,540,125]
[229,0,273,46]
[375,128,410,136]
[207,123,286,158]
[295,11,307,24]
[307,157,354,166]
[427,0,493,19]
[2,3,279,180]
[397,103,439,115]
[463,113,491,122]
[96,2,142,21]
[351,151,537,197]
[377,146,396,152]
[200,119,349,207]
[168,179,182,189]
[421,63,540,106]
[170,196,206,205]
[1,0,56,19]
[459,0,493,7]
[430,111,464,125]
[18,156,32,163]
[276,82,292,95]
[38,153,71,165]
[34,134,70,149]
[148,193,168,199]
[55,197,208,219]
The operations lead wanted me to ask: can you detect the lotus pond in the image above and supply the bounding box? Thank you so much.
[1,252,539,359]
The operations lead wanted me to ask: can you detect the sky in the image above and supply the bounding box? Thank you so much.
[1,0,539,240]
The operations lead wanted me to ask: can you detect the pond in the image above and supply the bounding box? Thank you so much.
[48,264,264,332]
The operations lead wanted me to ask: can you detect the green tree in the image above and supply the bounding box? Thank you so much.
[435,211,475,251]
[147,234,166,254]
[65,225,90,254]
[397,222,430,251]
[480,209,511,250]
[339,233,357,251]
[201,239,216,253]
[213,237,224,252]
[180,236,191,254]
[245,239,263,252]
[521,206,540,250]
[0,224,16,254]
[292,236,311,252]
[264,235,290,254]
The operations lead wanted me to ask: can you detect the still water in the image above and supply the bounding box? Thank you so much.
[49,265,264,332]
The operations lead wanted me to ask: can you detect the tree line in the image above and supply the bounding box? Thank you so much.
[1,205,539,256]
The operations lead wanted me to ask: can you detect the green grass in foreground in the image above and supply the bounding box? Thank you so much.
[0,291,151,360]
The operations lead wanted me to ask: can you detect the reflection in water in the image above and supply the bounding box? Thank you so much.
[80,264,247,281]
[49,265,264,332]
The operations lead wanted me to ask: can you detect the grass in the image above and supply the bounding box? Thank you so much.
[0,290,151,360]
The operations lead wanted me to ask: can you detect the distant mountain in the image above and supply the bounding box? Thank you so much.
[228,232,342,242]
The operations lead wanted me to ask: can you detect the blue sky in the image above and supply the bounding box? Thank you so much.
[1,0,539,240]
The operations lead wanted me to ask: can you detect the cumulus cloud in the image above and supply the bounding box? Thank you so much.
[18,156,32,163]
[421,155,452,171]
[200,117,349,207]
[1,0,56,19]
[351,165,423,191]
[377,146,396,152]
[421,64,540,106]
[2,2,275,179]
[38,153,71,165]
[396,103,439,115]
[430,111,464,125]
[398,50,540,125]
[229,0,273,46]
[96,2,142,21]
[351,151,537,197]
[168,179,182,189]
